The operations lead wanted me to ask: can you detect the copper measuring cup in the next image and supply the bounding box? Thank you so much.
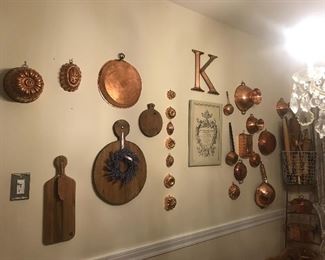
[225,122,238,166]
[223,91,234,116]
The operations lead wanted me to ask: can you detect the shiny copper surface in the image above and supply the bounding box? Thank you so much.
[276,98,290,118]
[165,106,176,119]
[225,122,238,166]
[166,121,174,135]
[238,132,253,158]
[246,114,264,134]
[166,154,174,167]
[164,174,175,188]
[98,55,141,108]
[255,163,275,208]
[223,91,234,116]
[228,182,240,200]
[191,49,219,94]
[234,81,262,114]
[258,129,277,155]
[59,59,81,92]
[249,152,261,168]
[165,137,176,150]
[167,89,176,100]
[164,195,177,211]
[234,160,247,184]
[3,62,44,103]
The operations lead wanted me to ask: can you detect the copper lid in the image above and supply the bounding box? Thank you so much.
[98,54,142,108]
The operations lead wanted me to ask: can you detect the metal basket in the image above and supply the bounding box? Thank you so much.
[281,151,316,185]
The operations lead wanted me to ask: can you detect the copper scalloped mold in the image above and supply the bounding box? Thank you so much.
[59,60,82,92]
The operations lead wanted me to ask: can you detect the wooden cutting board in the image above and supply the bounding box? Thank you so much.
[92,120,147,205]
[43,155,76,245]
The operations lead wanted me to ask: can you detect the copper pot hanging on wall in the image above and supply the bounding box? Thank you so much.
[255,163,275,208]
[246,114,264,134]
[258,129,277,155]
[234,81,262,114]
[98,53,142,108]
[3,62,44,103]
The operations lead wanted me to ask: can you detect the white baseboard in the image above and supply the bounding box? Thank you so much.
[94,209,284,260]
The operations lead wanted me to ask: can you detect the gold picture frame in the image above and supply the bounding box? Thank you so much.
[188,100,222,167]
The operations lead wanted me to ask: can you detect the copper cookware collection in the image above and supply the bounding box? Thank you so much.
[225,123,238,166]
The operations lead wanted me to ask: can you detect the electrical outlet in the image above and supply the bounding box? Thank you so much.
[10,173,30,201]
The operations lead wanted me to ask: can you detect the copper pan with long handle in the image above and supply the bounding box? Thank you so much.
[225,122,238,166]
[255,163,275,208]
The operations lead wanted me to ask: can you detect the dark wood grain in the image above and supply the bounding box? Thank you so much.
[43,156,76,245]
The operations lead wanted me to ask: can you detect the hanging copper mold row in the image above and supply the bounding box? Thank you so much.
[234,81,262,115]
[166,106,176,119]
[164,195,177,211]
[138,103,163,137]
[246,114,264,134]
[164,174,175,188]
[166,154,174,167]
[228,182,240,200]
[223,91,234,116]
[59,59,82,92]
[3,61,44,103]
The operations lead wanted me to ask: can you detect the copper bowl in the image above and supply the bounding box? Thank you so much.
[234,81,262,115]
[249,152,261,167]
[258,129,277,155]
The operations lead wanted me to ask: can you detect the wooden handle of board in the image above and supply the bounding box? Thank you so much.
[54,156,68,201]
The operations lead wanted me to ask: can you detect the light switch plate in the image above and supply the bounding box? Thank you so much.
[10,173,30,201]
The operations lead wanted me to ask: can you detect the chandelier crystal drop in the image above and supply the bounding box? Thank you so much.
[290,66,325,138]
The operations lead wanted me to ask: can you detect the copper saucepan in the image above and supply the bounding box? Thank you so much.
[255,163,275,208]
[223,91,234,116]
[225,122,238,166]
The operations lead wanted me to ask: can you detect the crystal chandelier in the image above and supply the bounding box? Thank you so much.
[285,16,325,138]
[290,66,325,138]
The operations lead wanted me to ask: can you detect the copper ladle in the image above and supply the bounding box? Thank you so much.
[225,122,238,166]
[223,91,234,116]
[255,163,275,208]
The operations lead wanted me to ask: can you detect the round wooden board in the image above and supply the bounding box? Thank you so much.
[92,140,147,205]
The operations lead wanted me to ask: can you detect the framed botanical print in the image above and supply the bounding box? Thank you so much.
[188,100,222,167]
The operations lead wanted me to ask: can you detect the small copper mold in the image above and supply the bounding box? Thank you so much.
[276,98,289,118]
[234,81,262,115]
[166,154,174,167]
[167,89,176,100]
[164,174,175,188]
[249,151,261,168]
[228,182,240,200]
[165,137,176,150]
[59,59,82,92]
[166,121,174,135]
[3,61,44,103]
[166,106,176,119]
[165,195,177,211]
[246,114,264,134]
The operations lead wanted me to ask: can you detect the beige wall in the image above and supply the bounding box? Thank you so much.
[0,1,296,259]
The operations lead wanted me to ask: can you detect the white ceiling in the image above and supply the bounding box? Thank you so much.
[171,0,325,42]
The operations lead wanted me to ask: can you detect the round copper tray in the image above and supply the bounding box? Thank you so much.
[98,56,142,108]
